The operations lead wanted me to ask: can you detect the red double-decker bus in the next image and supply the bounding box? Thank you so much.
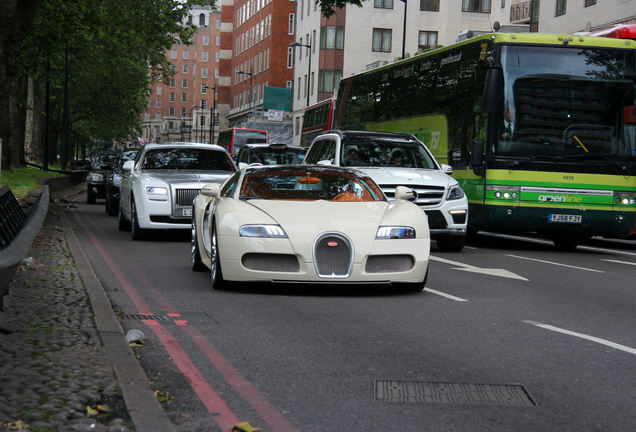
[300,98,336,147]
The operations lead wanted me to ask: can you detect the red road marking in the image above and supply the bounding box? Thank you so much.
[70,204,299,431]
[143,320,239,430]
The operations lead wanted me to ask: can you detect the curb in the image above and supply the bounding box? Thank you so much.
[58,191,177,432]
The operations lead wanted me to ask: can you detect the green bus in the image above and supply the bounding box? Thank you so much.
[334,33,636,249]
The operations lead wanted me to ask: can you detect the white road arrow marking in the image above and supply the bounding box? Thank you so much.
[429,256,529,281]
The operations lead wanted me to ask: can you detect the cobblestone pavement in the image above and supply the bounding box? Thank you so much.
[0,200,133,432]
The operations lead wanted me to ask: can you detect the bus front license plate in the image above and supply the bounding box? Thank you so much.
[548,214,582,223]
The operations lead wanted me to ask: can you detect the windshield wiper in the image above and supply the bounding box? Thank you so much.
[509,154,565,168]
[560,153,632,173]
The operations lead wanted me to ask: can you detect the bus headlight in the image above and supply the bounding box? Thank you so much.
[614,191,636,206]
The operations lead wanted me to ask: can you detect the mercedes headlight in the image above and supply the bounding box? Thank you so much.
[446,183,465,200]
[376,226,416,239]
[239,224,288,238]
[146,186,168,201]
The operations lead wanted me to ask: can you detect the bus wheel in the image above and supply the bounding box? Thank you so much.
[552,235,581,250]
[436,235,465,252]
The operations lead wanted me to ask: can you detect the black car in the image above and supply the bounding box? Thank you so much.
[236,143,306,168]
[86,152,116,204]
[105,149,138,216]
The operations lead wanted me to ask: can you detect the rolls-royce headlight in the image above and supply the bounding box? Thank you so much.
[240,224,288,238]
[376,226,416,239]
[446,183,465,200]
[87,173,103,182]
[146,186,168,201]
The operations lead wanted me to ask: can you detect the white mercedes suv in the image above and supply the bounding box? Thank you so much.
[304,130,468,251]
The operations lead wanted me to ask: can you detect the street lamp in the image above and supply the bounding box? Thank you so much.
[290,40,311,107]
[236,69,254,123]
[189,104,198,142]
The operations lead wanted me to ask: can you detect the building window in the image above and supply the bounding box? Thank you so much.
[182,79,188,88]
[170,50,177,59]
[372,28,392,52]
[203,35,209,46]
[199,13,206,26]
[201,100,207,109]
[289,13,295,34]
[216,35,221,46]
[320,26,344,49]
[169,92,175,102]
[169,107,175,116]
[202,67,208,78]
[202,51,208,61]
[181,108,186,116]
[418,31,438,50]
[584,0,595,5]
[202,84,208,94]
[215,68,219,78]
[318,70,342,92]
[156,86,162,95]
[156,113,161,120]
[287,47,294,68]
[170,78,176,88]
[462,0,491,13]
[374,0,393,8]
[286,80,293,88]
[201,116,206,126]
[182,64,188,74]
[183,50,189,59]
[555,0,566,16]
[182,93,187,102]
[500,0,505,8]
[217,19,222,29]
[156,99,161,108]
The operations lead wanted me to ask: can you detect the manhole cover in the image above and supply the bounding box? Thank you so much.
[374,380,536,406]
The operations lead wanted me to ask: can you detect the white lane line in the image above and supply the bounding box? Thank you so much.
[578,245,636,257]
[601,259,636,267]
[463,245,477,250]
[424,287,469,302]
[524,321,636,356]
[506,254,604,273]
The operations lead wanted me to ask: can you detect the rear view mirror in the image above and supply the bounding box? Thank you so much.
[395,186,414,201]
[483,57,503,113]
[471,139,485,176]
[238,162,247,169]
[201,183,220,198]
[122,160,134,172]
[441,164,452,175]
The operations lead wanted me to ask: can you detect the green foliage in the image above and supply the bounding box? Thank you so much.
[0,165,65,198]
[19,0,200,153]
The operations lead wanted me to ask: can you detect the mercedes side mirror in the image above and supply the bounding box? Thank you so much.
[122,160,134,172]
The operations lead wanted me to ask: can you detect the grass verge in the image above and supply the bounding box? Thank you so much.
[0,165,67,199]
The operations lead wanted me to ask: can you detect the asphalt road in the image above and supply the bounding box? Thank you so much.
[66,194,636,432]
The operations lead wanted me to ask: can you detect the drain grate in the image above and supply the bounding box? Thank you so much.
[120,314,176,321]
[374,380,536,407]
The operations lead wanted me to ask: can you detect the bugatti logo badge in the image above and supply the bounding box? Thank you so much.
[327,241,338,247]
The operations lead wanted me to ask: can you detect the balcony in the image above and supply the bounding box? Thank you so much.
[510,1,531,24]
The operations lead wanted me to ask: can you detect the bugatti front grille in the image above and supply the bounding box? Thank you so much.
[381,184,445,207]
[365,255,414,273]
[242,253,299,272]
[175,189,200,207]
[314,233,353,277]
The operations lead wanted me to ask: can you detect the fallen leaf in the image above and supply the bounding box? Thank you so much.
[3,420,29,430]
[97,404,111,412]
[154,389,173,402]
[128,339,146,346]
[86,406,98,416]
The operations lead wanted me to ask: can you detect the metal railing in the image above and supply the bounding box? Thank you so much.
[0,185,49,309]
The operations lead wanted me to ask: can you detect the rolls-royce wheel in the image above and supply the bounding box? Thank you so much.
[118,201,130,231]
[131,199,146,241]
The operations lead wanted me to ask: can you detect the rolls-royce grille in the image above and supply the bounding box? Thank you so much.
[365,255,414,273]
[175,188,200,208]
[314,234,352,277]
[381,184,445,207]
[242,253,299,272]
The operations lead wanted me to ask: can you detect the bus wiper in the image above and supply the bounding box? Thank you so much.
[510,154,564,167]
[561,153,632,173]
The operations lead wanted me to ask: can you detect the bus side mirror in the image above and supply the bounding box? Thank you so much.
[471,139,485,176]
[482,58,503,113]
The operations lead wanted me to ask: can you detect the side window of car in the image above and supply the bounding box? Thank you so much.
[237,148,246,164]
[220,172,241,197]
[305,140,335,164]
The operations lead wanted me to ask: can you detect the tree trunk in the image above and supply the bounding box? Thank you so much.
[0,0,43,170]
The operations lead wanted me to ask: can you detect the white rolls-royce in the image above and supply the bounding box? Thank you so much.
[118,142,237,240]
[191,164,430,291]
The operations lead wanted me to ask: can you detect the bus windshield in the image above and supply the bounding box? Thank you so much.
[495,45,636,159]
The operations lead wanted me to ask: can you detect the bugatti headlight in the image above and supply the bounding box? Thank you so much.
[87,173,104,182]
[240,224,288,238]
[146,186,168,201]
[446,183,465,200]
[376,226,416,239]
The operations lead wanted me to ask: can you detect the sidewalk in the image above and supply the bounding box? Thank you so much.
[0,183,173,432]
